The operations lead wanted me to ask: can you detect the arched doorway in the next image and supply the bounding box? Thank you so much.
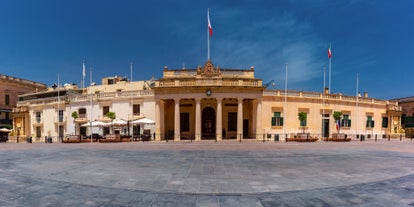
[202,107,216,139]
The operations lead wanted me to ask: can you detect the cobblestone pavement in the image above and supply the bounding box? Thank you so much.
[0,140,413,206]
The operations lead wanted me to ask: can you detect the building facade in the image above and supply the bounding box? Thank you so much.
[12,61,403,142]
[391,96,414,137]
[0,74,46,131]
[13,77,155,142]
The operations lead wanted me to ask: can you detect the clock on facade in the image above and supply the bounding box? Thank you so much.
[206,89,212,96]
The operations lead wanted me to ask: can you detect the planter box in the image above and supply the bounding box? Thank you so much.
[121,137,131,142]
[100,134,121,143]
[332,133,346,139]
[323,137,351,142]
[287,135,318,142]
[63,135,81,143]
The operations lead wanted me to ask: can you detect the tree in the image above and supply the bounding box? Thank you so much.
[333,111,343,134]
[71,111,78,135]
[105,112,116,134]
[298,112,307,133]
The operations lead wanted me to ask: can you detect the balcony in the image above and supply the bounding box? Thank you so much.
[32,117,43,126]
[75,114,88,123]
[54,116,67,125]
[157,79,262,88]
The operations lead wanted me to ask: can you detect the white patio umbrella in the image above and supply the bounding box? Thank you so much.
[108,119,128,126]
[81,121,107,127]
[131,118,155,125]
[0,128,12,133]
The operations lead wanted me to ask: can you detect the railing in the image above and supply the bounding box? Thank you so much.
[16,90,154,105]
[157,79,262,87]
[264,90,397,105]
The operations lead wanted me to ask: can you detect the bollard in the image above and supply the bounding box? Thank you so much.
[285,134,288,143]
[400,134,402,141]
[375,134,377,142]
[388,135,390,141]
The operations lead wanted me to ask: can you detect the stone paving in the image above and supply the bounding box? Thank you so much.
[0,140,413,206]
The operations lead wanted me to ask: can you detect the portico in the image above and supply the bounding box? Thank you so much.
[153,60,264,141]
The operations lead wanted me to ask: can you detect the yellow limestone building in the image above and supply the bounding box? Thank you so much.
[154,60,264,141]
[154,60,402,141]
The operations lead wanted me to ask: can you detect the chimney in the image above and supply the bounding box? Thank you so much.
[363,92,368,98]
[324,88,329,94]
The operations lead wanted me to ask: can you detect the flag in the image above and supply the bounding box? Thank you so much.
[208,10,213,36]
[82,62,86,77]
[336,119,340,131]
[328,47,332,58]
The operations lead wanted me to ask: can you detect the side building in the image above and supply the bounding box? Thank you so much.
[391,96,414,138]
[13,76,155,142]
[1,74,46,131]
[12,61,402,142]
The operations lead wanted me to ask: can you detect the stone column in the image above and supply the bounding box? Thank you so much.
[256,98,262,140]
[237,98,243,141]
[155,99,161,141]
[195,98,201,141]
[216,98,223,141]
[174,98,181,141]
[160,100,165,140]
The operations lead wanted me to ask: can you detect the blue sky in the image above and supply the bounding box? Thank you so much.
[0,0,413,99]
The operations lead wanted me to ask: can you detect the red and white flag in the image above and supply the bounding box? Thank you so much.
[208,10,213,36]
[328,47,332,58]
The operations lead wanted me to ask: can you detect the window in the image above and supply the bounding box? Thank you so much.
[5,94,10,105]
[180,113,189,132]
[133,104,140,116]
[366,116,375,128]
[36,127,41,138]
[271,112,284,126]
[103,106,110,116]
[228,112,237,131]
[382,117,389,128]
[35,112,41,123]
[58,110,64,122]
[341,114,351,127]
[78,108,86,118]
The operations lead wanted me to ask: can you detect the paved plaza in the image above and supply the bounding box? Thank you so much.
[0,140,414,206]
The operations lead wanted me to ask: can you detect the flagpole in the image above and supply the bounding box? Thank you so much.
[323,66,326,139]
[207,8,210,60]
[284,63,288,140]
[130,62,133,137]
[57,74,60,143]
[356,73,359,140]
[328,43,332,93]
[82,60,86,89]
[90,67,93,144]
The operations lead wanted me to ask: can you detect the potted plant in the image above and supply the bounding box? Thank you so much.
[332,111,346,140]
[71,111,78,135]
[105,111,116,134]
[297,112,308,139]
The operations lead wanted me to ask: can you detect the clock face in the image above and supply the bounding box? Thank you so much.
[206,89,212,96]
